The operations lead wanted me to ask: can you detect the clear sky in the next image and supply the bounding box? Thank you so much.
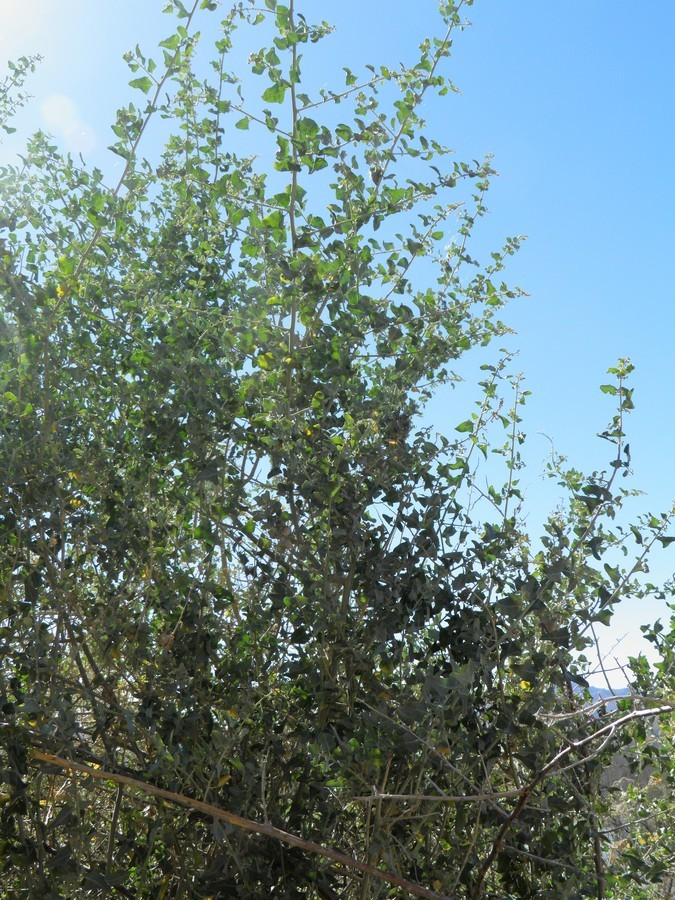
[1,0,674,679]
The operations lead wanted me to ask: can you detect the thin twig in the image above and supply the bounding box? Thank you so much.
[106,783,124,875]
[349,789,524,804]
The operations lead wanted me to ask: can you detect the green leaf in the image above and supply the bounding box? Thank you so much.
[129,76,153,94]
[57,255,74,276]
[592,608,613,626]
[603,563,621,585]
[235,116,249,130]
[159,34,181,50]
[344,67,357,86]
[261,83,287,104]
[455,420,473,433]
[262,210,283,228]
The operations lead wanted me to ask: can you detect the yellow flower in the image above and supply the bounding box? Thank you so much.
[56,285,65,298]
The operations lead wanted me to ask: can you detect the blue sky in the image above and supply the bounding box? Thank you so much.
[2,1,674,677]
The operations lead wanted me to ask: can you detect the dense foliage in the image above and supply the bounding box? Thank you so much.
[1,2,674,897]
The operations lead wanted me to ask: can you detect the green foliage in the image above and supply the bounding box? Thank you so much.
[0,2,673,897]
[0,55,40,136]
